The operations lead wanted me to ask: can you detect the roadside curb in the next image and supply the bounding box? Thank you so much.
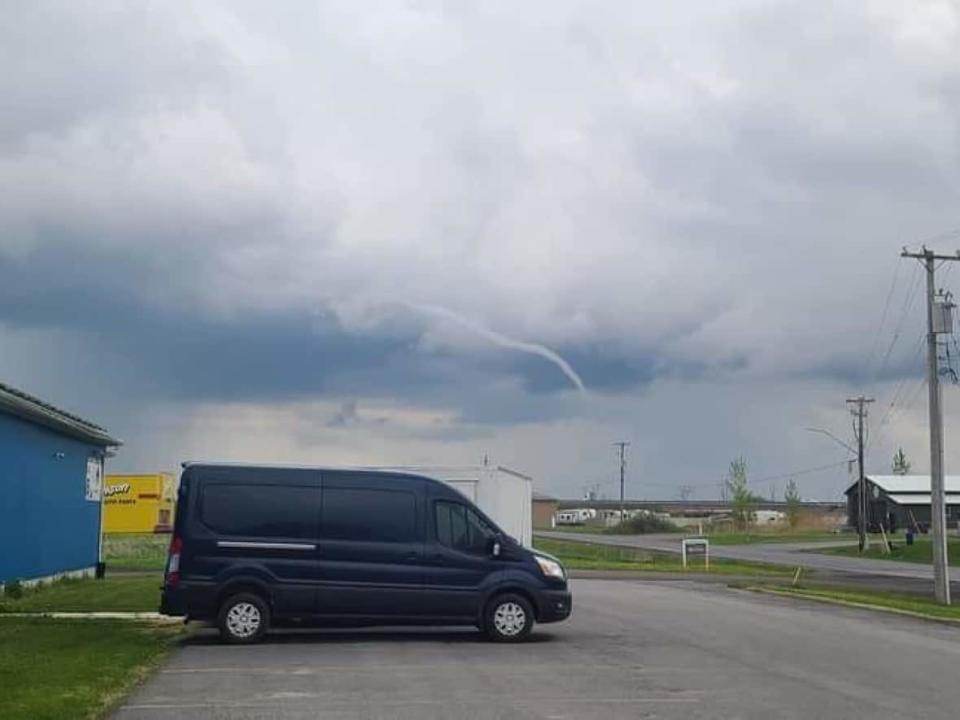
[0,611,180,623]
[742,585,960,626]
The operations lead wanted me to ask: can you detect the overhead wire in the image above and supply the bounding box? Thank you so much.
[868,332,926,452]
[871,262,923,392]
[864,257,902,384]
[868,230,960,455]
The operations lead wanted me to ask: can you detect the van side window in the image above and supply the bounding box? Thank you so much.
[435,501,493,554]
[201,484,318,539]
[321,488,418,543]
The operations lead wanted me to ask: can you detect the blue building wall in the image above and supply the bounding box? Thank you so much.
[0,412,104,583]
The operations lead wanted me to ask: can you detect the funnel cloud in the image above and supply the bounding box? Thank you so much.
[404,303,586,393]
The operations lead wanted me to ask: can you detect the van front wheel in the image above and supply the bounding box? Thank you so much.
[484,593,534,642]
[218,592,269,644]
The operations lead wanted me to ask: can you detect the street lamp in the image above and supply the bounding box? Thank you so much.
[805,427,857,456]
[806,427,863,552]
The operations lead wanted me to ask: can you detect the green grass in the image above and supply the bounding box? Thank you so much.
[820,537,960,566]
[550,520,680,535]
[0,618,182,720]
[703,531,851,545]
[553,527,848,543]
[546,525,612,535]
[751,584,960,622]
[103,534,169,571]
[534,537,796,576]
[0,575,162,614]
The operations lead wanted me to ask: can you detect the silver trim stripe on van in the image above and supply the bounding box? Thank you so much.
[216,541,316,551]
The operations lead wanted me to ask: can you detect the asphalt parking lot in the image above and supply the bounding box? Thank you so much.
[116,579,960,719]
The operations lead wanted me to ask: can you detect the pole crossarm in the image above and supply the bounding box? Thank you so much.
[901,247,960,261]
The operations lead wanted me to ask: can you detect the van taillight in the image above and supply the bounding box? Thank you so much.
[166,536,182,588]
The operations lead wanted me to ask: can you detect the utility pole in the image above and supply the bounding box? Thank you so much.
[846,396,874,553]
[614,442,629,522]
[902,246,958,605]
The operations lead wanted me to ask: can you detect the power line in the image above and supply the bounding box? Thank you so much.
[871,244,960,455]
[868,332,926,452]
[581,458,851,496]
[746,460,851,487]
[876,376,925,439]
[864,257,902,382]
[872,262,923,388]
[658,459,852,493]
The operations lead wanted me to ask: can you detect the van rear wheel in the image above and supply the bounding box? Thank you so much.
[218,592,269,644]
[484,593,534,642]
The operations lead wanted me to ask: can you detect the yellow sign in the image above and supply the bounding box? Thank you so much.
[103,473,176,534]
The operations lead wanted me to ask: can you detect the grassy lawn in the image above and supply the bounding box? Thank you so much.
[0,618,182,720]
[750,584,960,622]
[546,525,611,535]
[103,533,169,572]
[534,537,797,576]
[0,575,162,614]
[550,527,849,544]
[820,537,960,566]
[703,531,852,545]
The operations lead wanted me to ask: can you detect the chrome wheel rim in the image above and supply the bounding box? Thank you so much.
[493,602,526,636]
[226,602,261,638]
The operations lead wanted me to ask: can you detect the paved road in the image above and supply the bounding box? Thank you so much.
[116,579,960,719]
[538,531,949,581]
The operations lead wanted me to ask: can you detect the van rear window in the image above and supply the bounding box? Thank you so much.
[201,484,318,539]
[321,487,418,543]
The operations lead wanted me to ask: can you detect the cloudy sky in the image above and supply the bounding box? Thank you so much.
[3,0,960,500]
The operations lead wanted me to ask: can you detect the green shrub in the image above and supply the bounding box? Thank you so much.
[4,580,24,599]
[608,513,678,534]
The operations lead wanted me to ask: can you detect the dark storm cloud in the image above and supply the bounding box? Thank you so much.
[2,1,960,497]
[2,235,662,412]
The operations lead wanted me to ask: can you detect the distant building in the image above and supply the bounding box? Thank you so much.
[844,475,960,532]
[377,464,533,546]
[555,508,596,525]
[0,382,120,585]
[103,473,176,534]
[532,491,559,529]
[754,510,786,525]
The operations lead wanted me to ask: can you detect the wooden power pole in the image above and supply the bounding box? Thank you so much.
[901,246,958,605]
[847,396,874,553]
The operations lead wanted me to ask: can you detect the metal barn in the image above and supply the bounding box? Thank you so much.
[845,474,960,533]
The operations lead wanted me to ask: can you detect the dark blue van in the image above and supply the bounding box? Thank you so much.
[160,463,571,643]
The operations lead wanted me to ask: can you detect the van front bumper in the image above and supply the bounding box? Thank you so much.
[536,588,572,623]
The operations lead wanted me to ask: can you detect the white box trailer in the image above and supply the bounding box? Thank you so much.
[377,465,533,547]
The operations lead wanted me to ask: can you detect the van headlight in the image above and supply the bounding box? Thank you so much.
[535,555,565,580]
